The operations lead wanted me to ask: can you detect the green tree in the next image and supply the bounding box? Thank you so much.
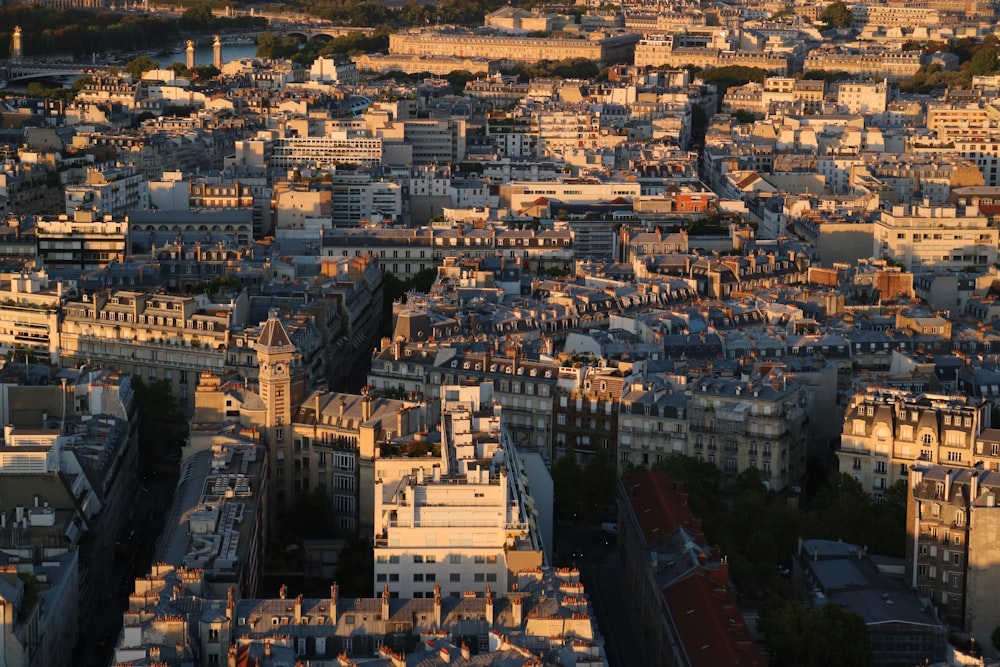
[410,267,438,293]
[285,489,338,539]
[551,455,583,520]
[820,1,853,29]
[970,47,998,75]
[335,537,374,598]
[181,3,217,29]
[132,376,185,473]
[124,54,159,80]
[581,451,616,511]
[760,598,872,667]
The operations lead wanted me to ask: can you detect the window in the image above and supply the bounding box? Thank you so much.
[450,573,461,582]
[486,573,497,582]
[450,555,461,565]
[413,555,423,563]
[414,574,424,582]
[474,573,485,582]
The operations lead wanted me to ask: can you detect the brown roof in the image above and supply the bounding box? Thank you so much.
[256,315,294,350]
[622,469,694,546]
[662,574,764,667]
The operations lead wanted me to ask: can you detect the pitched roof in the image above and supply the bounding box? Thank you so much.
[621,470,694,546]
[662,574,764,667]
[256,314,294,350]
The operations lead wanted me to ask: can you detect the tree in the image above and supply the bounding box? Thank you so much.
[970,47,998,75]
[285,489,338,539]
[132,376,185,473]
[759,598,872,667]
[551,455,583,520]
[335,537,374,598]
[181,3,217,29]
[581,452,616,511]
[124,54,159,80]
[820,1,853,29]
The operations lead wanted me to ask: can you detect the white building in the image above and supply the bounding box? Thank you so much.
[373,383,544,598]
[873,201,998,272]
[64,165,149,218]
[837,79,890,115]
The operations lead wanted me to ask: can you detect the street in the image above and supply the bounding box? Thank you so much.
[553,519,642,667]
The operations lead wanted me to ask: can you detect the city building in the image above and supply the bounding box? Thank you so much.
[618,469,763,667]
[873,201,998,272]
[839,389,989,499]
[34,208,128,272]
[906,465,1000,646]
[687,371,809,492]
[373,383,546,598]
[0,270,70,363]
[794,538,947,667]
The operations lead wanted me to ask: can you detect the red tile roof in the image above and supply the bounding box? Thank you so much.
[622,469,695,546]
[662,574,765,667]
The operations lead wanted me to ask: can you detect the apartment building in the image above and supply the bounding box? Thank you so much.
[906,465,1000,644]
[368,344,560,459]
[687,373,808,492]
[837,80,890,115]
[803,51,921,82]
[34,208,127,272]
[618,378,687,474]
[373,383,544,598]
[551,365,626,466]
[112,563,606,666]
[839,389,989,500]
[633,39,789,74]
[618,469,762,667]
[161,430,267,599]
[59,290,244,411]
[0,270,69,363]
[873,201,998,272]
[388,28,640,67]
[269,132,384,170]
[64,165,149,218]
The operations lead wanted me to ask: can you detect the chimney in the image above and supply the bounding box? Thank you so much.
[382,584,390,620]
[339,398,346,419]
[708,557,729,586]
[226,587,235,621]
[911,466,922,487]
[512,596,523,627]
[432,464,441,483]
[279,584,287,600]
[485,586,494,625]
[363,395,372,422]
[439,647,451,663]
[295,594,303,623]
[330,583,338,621]
[971,472,979,504]
[945,471,952,501]
[434,584,442,627]
[397,408,405,438]
[265,642,272,657]
[461,644,470,660]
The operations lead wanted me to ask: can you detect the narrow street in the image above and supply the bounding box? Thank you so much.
[554,519,641,667]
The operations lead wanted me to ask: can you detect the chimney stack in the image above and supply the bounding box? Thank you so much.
[512,596,523,627]
[363,395,373,422]
[295,594,303,623]
[434,584,442,627]
[485,586,494,625]
[330,583,338,621]
[279,584,287,600]
[382,584,390,620]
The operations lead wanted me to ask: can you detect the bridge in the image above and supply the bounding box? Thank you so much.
[1,61,89,84]
[271,24,375,41]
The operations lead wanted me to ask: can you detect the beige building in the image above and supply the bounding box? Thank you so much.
[352,53,492,76]
[0,271,69,363]
[804,50,921,81]
[389,28,640,67]
[687,373,809,492]
[840,389,989,500]
[59,290,247,411]
[373,383,543,597]
[873,201,998,272]
[634,39,789,74]
[907,465,1000,644]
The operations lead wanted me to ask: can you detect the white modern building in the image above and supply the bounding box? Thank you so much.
[373,382,545,598]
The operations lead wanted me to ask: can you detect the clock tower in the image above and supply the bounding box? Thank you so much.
[255,310,301,514]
